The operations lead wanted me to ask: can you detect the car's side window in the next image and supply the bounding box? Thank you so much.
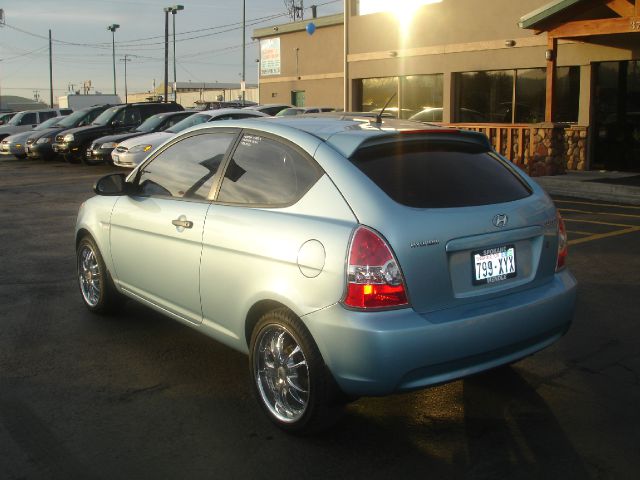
[138,132,236,200]
[124,108,142,126]
[39,111,57,121]
[20,113,37,125]
[216,134,322,206]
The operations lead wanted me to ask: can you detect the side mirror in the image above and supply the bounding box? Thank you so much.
[93,173,132,196]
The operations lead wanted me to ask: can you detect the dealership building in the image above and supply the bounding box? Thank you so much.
[254,0,640,174]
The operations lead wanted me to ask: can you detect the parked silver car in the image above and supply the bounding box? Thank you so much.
[76,116,576,433]
[112,108,268,168]
[0,108,72,141]
[0,116,64,158]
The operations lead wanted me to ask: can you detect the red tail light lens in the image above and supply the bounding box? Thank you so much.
[343,226,409,309]
[556,211,568,271]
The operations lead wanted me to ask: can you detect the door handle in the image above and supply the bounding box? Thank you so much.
[172,218,193,229]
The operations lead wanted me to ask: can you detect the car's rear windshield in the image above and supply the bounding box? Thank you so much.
[350,138,531,208]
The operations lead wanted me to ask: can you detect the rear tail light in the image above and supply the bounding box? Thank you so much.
[343,226,409,309]
[556,211,568,271]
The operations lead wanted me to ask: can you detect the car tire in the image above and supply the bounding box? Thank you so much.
[76,235,122,314]
[249,308,343,434]
[14,153,27,159]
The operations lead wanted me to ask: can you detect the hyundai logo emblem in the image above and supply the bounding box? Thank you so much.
[492,214,508,228]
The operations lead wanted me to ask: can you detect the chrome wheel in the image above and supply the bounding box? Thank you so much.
[78,244,102,307]
[254,324,309,423]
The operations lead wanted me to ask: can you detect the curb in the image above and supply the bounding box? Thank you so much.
[534,174,640,206]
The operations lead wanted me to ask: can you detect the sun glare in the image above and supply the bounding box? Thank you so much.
[360,0,443,30]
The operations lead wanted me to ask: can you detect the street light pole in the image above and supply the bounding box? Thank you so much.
[163,8,169,103]
[164,5,183,103]
[171,5,184,101]
[107,24,120,96]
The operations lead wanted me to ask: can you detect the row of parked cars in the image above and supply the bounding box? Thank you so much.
[0,102,337,168]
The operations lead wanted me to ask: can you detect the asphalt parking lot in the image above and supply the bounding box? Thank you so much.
[1,157,639,479]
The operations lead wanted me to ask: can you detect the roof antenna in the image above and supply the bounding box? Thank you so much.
[374,92,397,124]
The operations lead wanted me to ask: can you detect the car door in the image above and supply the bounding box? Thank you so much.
[110,129,238,324]
[200,132,327,341]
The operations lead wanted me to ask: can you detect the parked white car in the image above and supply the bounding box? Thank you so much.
[111,108,268,168]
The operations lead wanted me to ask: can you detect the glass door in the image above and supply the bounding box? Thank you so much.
[594,61,640,171]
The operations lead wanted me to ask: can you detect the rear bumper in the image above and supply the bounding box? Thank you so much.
[303,269,577,396]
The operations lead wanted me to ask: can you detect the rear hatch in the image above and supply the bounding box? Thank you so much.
[348,131,559,314]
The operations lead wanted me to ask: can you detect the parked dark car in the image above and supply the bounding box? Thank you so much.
[192,100,258,111]
[86,110,194,165]
[26,105,113,161]
[52,102,183,163]
[243,104,292,116]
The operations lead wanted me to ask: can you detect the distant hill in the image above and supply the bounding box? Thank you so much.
[0,95,49,112]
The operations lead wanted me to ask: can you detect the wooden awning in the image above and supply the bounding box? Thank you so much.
[519,0,639,121]
[520,0,640,39]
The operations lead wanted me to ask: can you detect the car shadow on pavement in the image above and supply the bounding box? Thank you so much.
[461,367,590,478]
[306,366,591,479]
[79,302,590,478]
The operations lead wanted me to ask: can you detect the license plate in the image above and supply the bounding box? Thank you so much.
[112,155,119,163]
[472,245,516,285]
[86,150,92,158]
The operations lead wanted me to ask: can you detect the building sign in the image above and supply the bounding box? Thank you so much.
[260,38,281,76]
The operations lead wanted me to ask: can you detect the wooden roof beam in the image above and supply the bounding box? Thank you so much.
[605,0,635,17]
[548,15,640,37]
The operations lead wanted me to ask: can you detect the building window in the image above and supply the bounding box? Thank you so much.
[360,74,443,120]
[402,75,444,120]
[554,66,580,123]
[361,77,399,115]
[457,70,514,123]
[515,68,546,123]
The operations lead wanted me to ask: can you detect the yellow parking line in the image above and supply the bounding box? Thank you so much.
[559,208,640,219]
[568,226,640,246]
[555,199,640,210]
[563,218,636,228]
[567,230,595,236]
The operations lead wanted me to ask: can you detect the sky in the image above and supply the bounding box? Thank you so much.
[0,0,343,104]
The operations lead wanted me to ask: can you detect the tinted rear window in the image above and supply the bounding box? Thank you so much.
[351,139,531,208]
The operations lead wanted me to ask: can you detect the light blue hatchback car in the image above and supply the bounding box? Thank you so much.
[76,115,577,433]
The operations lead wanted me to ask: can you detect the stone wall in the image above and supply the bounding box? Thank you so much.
[448,122,589,176]
[529,124,588,175]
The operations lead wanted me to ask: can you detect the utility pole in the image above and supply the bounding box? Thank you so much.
[120,55,131,103]
[49,29,53,107]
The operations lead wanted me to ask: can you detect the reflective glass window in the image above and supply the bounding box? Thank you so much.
[138,132,236,200]
[217,134,321,206]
